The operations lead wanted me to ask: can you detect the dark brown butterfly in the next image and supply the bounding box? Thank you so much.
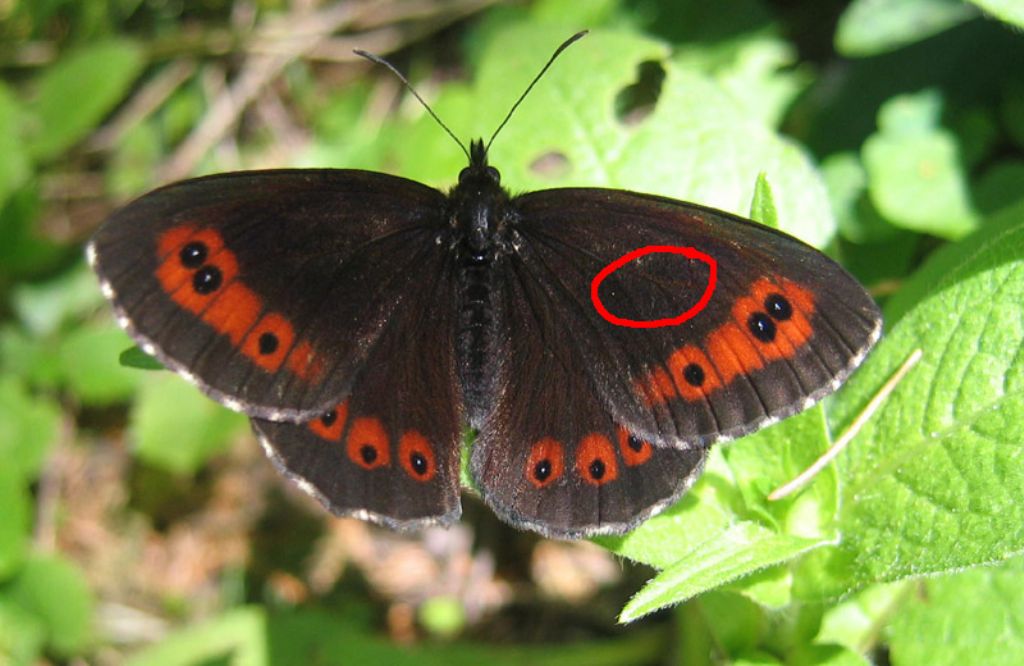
[88,33,880,538]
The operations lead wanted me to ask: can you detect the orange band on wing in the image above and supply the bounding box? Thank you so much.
[635,275,818,406]
[154,224,324,385]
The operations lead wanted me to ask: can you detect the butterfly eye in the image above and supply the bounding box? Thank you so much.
[485,166,500,182]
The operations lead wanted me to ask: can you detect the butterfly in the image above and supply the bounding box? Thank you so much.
[88,33,881,539]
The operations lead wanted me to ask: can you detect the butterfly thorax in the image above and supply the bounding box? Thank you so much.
[448,139,511,256]
[448,139,511,423]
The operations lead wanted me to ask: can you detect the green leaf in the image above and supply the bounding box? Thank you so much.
[601,407,840,616]
[749,173,779,228]
[968,0,1024,27]
[815,582,910,653]
[0,376,60,481]
[821,152,901,245]
[124,607,268,666]
[836,0,976,57]
[888,558,1024,664]
[0,599,46,666]
[723,408,839,542]
[620,522,828,622]
[119,345,165,370]
[973,160,1024,216]
[0,83,30,210]
[58,322,142,405]
[0,464,29,580]
[676,34,810,129]
[26,38,144,160]
[863,90,979,239]
[5,555,94,657]
[132,373,247,474]
[11,262,105,337]
[687,591,767,656]
[816,202,1024,594]
[0,185,64,279]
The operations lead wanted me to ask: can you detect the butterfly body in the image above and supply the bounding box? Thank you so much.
[89,133,880,538]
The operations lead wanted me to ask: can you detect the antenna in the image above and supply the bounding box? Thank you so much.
[485,30,587,153]
[354,48,471,161]
[355,30,588,160]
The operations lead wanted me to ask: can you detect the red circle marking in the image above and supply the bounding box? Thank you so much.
[591,245,717,329]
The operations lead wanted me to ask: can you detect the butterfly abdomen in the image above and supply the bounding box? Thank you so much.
[455,243,498,425]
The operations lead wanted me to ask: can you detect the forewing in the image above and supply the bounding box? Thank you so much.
[506,188,882,448]
[89,170,447,420]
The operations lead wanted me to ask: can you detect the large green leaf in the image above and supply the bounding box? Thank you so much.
[810,202,1024,595]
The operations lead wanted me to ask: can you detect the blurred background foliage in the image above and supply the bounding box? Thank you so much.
[1,0,1024,664]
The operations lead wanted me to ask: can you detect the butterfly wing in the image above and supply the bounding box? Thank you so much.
[251,243,463,527]
[469,188,880,537]
[506,188,882,447]
[89,170,448,421]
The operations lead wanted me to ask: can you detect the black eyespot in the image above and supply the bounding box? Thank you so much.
[410,452,428,476]
[534,459,552,482]
[179,242,207,268]
[684,363,705,387]
[360,445,377,464]
[748,312,776,342]
[258,332,279,355]
[627,434,644,452]
[765,294,792,320]
[192,266,222,294]
[589,459,606,480]
[320,410,337,427]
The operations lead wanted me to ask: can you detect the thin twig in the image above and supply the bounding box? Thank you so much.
[767,348,923,501]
